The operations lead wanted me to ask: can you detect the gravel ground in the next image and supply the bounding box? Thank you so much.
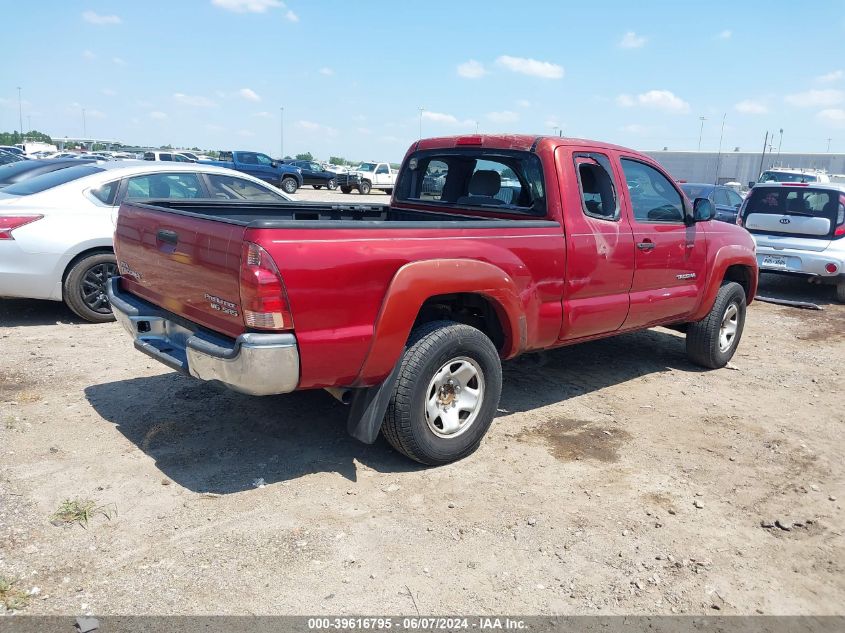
[0,271,842,616]
[290,185,390,205]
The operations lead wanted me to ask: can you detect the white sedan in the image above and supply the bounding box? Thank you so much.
[0,161,291,322]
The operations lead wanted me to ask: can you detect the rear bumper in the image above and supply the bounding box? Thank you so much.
[755,243,845,278]
[107,278,300,396]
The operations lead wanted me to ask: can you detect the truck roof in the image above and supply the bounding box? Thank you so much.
[413,134,636,155]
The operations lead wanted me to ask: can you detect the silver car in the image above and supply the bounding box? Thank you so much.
[740,182,845,302]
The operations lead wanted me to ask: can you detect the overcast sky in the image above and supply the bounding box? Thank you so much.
[3,0,845,160]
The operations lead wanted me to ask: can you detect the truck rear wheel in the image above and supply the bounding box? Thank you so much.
[280,177,298,194]
[685,281,746,369]
[358,180,372,195]
[382,321,502,466]
[63,252,118,323]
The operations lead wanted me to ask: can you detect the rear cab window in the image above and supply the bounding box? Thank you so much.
[574,153,618,221]
[742,186,845,239]
[395,149,546,215]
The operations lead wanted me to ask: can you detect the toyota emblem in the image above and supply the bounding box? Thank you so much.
[779,218,791,224]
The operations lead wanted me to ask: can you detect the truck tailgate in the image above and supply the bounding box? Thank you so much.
[114,202,247,339]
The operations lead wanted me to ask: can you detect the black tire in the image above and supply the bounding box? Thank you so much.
[280,177,298,194]
[63,252,118,323]
[313,185,322,190]
[340,186,352,194]
[383,188,393,196]
[326,178,337,190]
[685,282,746,369]
[382,321,502,466]
[835,281,845,304]
[358,180,372,195]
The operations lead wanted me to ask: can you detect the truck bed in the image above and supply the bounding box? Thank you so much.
[137,199,552,229]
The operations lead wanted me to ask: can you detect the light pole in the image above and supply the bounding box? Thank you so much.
[777,128,783,164]
[697,116,706,151]
[27,115,31,133]
[827,137,833,153]
[16,86,23,141]
[280,107,284,158]
[418,107,424,140]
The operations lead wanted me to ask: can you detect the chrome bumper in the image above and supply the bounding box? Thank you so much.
[107,278,300,396]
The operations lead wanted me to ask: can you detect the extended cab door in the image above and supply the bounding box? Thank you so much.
[557,149,636,341]
[619,157,707,328]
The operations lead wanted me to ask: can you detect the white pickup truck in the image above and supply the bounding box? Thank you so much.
[338,161,397,195]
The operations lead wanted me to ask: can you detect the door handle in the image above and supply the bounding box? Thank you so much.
[156,229,178,245]
[636,240,655,251]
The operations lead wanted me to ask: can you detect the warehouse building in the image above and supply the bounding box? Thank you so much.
[643,150,845,186]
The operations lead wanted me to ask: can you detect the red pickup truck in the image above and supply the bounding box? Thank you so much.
[108,134,758,465]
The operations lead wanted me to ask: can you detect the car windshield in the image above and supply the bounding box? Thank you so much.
[758,171,819,183]
[2,165,105,195]
[680,184,714,200]
[395,149,546,215]
[357,163,376,172]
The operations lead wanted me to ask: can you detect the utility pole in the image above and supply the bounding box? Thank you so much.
[474,120,479,134]
[279,107,284,158]
[697,116,706,151]
[758,130,769,179]
[713,113,726,185]
[418,107,425,140]
[776,128,783,165]
[16,86,23,141]
[827,137,832,153]
[551,125,559,137]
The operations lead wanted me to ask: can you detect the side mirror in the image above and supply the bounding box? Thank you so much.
[271,161,279,168]
[693,197,716,222]
[747,181,755,189]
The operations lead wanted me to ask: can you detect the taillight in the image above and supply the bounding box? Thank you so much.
[239,242,294,330]
[835,195,845,237]
[0,215,43,240]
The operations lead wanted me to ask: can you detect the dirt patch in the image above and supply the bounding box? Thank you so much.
[796,308,845,343]
[517,417,631,462]
[0,368,39,403]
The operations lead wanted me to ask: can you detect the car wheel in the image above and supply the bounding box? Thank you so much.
[358,180,372,195]
[63,252,118,323]
[280,177,298,194]
[327,178,337,190]
[835,281,845,303]
[383,188,393,196]
[313,185,322,190]
[340,186,352,194]
[685,281,746,369]
[381,320,502,466]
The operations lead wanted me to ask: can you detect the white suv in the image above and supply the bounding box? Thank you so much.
[740,182,845,301]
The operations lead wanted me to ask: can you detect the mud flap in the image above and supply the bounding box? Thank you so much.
[346,361,403,444]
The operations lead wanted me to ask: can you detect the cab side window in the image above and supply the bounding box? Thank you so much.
[574,153,618,221]
[375,164,389,175]
[621,159,684,223]
[714,188,731,206]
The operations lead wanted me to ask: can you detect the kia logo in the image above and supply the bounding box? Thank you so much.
[779,218,791,224]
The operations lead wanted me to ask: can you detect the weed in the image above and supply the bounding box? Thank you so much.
[51,498,117,528]
[0,576,30,611]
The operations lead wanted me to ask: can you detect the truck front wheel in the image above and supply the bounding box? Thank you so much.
[358,180,372,195]
[382,321,502,466]
[280,177,298,194]
[685,281,746,369]
[340,186,352,194]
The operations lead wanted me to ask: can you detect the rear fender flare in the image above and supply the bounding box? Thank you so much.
[354,258,523,386]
